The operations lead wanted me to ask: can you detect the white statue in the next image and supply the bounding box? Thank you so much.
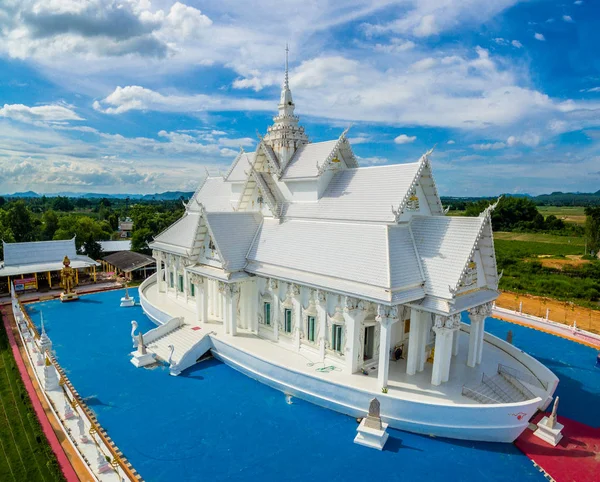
[131,320,138,348]
[77,416,89,443]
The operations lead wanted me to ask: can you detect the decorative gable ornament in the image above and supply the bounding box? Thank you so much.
[406,188,420,212]
[462,259,478,288]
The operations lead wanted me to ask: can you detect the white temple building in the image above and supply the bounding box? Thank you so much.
[138,60,558,443]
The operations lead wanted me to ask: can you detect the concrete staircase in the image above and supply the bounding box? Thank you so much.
[143,323,213,376]
[462,364,537,404]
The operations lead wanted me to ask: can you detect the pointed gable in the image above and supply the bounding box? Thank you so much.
[203,212,262,272]
[225,150,255,182]
[151,212,203,257]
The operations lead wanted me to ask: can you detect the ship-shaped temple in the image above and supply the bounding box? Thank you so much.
[138,58,558,443]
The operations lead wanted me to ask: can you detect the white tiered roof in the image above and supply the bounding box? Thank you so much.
[150,68,499,314]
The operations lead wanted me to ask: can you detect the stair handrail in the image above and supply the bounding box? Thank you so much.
[461,385,503,404]
[169,332,214,376]
[481,373,514,403]
[142,316,184,345]
[497,364,548,390]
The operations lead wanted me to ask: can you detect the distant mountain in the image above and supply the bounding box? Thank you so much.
[2,191,194,200]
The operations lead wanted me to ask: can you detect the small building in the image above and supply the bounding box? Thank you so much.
[98,240,132,255]
[0,238,99,294]
[101,251,155,281]
[118,217,134,238]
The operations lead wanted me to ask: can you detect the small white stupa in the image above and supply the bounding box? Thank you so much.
[533,396,564,446]
[43,356,59,391]
[63,396,75,420]
[354,398,389,450]
[39,312,53,355]
[120,282,135,307]
[96,449,112,474]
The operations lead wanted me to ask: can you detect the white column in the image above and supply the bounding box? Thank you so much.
[406,309,422,376]
[417,313,429,373]
[292,285,301,351]
[452,329,460,357]
[344,297,367,374]
[468,303,493,366]
[431,325,453,386]
[316,291,327,361]
[270,280,279,341]
[376,305,399,390]
[183,271,189,303]
[201,281,208,323]
[155,253,164,293]
[227,284,239,336]
[467,314,480,368]
[477,318,486,365]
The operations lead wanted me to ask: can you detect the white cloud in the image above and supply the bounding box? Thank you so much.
[511,40,523,48]
[506,133,541,147]
[410,57,437,71]
[414,15,438,37]
[563,15,574,23]
[470,142,506,150]
[0,103,82,124]
[534,33,546,41]
[447,140,456,144]
[394,134,417,144]
[574,1,583,4]
[584,87,600,93]
[94,85,272,115]
[357,156,388,166]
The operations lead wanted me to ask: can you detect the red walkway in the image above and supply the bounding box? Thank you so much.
[1,307,80,482]
[516,412,600,482]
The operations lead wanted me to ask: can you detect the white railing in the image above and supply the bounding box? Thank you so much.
[493,305,600,347]
[498,363,548,391]
[141,316,184,345]
[138,273,171,325]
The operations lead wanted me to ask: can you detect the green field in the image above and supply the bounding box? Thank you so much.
[494,231,585,247]
[537,206,586,224]
[0,318,64,482]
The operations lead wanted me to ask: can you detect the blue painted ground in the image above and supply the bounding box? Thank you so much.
[24,289,596,481]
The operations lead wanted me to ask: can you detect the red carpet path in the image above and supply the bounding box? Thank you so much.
[1,307,80,482]
[515,412,600,482]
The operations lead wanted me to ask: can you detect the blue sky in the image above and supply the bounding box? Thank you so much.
[0,0,599,196]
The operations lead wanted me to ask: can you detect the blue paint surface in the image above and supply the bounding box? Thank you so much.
[29,289,600,482]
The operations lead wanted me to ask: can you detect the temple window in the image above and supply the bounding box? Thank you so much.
[169,272,174,288]
[178,275,184,292]
[332,324,343,352]
[190,282,195,297]
[307,316,316,342]
[264,302,271,326]
[284,308,292,333]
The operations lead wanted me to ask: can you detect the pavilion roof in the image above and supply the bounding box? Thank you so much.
[102,251,155,273]
[0,238,98,277]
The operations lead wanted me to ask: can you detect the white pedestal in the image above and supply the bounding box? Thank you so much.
[120,297,135,307]
[60,292,79,302]
[354,419,389,450]
[533,416,564,446]
[130,351,155,367]
[43,365,59,391]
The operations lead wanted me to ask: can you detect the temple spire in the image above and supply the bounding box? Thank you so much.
[263,44,309,169]
[284,43,289,90]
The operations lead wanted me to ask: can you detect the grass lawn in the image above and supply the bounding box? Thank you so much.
[0,318,64,482]
[494,231,585,247]
[537,205,587,224]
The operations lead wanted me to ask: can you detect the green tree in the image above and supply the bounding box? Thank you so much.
[0,211,15,258]
[54,215,112,251]
[7,200,36,242]
[584,207,600,255]
[82,237,103,260]
[131,227,153,254]
[51,196,75,212]
[41,210,59,240]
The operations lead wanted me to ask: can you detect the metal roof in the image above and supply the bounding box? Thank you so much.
[98,240,131,252]
[102,251,155,272]
[3,238,77,266]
